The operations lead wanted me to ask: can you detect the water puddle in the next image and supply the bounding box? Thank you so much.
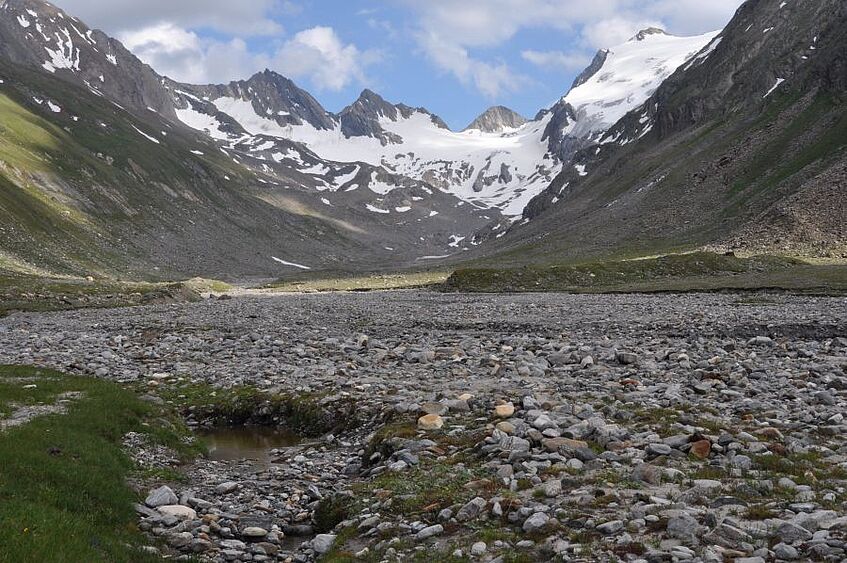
[197,426,301,468]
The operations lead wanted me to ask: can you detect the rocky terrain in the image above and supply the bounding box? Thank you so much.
[1,291,846,561]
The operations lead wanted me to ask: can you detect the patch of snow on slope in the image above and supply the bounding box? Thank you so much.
[272,257,311,270]
[43,28,81,73]
[131,125,160,144]
[365,204,390,214]
[331,166,359,189]
[175,106,230,140]
[684,36,722,71]
[764,78,786,98]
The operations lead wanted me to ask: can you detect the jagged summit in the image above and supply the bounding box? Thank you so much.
[569,49,610,91]
[630,27,670,42]
[464,106,528,133]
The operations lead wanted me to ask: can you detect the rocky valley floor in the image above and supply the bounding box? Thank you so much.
[1,291,846,562]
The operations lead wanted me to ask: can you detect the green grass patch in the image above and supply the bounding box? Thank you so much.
[445,252,847,294]
[264,270,450,292]
[0,365,195,562]
[360,461,487,517]
[727,95,847,214]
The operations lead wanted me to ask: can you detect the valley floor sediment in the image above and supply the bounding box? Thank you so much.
[1,291,846,561]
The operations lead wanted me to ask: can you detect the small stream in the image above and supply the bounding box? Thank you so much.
[197,426,302,468]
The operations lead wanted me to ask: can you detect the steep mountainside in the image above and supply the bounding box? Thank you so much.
[0,0,174,116]
[485,0,847,263]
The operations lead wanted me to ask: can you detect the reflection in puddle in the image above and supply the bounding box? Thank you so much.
[198,426,301,467]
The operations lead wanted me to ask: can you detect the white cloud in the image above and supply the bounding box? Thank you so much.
[52,0,284,36]
[119,24,268,83]
[521,50,591,72]
[417,31,520,98]
[273,27,380,91]
[402,0,744,96]
[580,16,664,48]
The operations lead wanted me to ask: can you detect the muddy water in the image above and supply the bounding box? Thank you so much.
[198,426,301,468]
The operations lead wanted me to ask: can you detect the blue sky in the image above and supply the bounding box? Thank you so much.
[54,0,745,130]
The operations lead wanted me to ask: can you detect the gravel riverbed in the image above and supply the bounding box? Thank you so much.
[1,291,846,562]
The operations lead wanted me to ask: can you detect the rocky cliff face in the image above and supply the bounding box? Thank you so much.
[176,70,337,132]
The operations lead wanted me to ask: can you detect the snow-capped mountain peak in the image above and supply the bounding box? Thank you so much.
[554,28,721,142]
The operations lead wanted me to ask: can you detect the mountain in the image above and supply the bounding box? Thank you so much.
[0,0,500,279]
[480,0,847,263]
[464,106,527,133]
[171,30,715,216]
[3,0,816,281]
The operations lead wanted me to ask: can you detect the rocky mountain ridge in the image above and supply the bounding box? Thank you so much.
[464,106,528,133]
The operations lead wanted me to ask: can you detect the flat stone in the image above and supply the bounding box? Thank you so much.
[541,437,588,453]
[773,543,799,560]
[667,513,702,541]
[415,524,444,541]
[775,521,813,543]
[216,481,239,494]
[596,520,624,535]
[418,414,444,430]
[542,479,562,498]
[494,403,516,418]
[242,527,268,538]
[420,402,448,416]
[633,463,663,485]
[617,352,638,365]
[496,421,516,434]
[456,497,487,522]
[471,541,487,556]
[646,443,673,457]
[157,505,197,520]
[690,439,712,459]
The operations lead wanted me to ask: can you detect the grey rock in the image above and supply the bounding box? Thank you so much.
[522,513,550,533]
[311,534,337,554]
[415,524,444,541]
[145,486,178,508]
[596,520,624,535]
[457,497,487,522]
